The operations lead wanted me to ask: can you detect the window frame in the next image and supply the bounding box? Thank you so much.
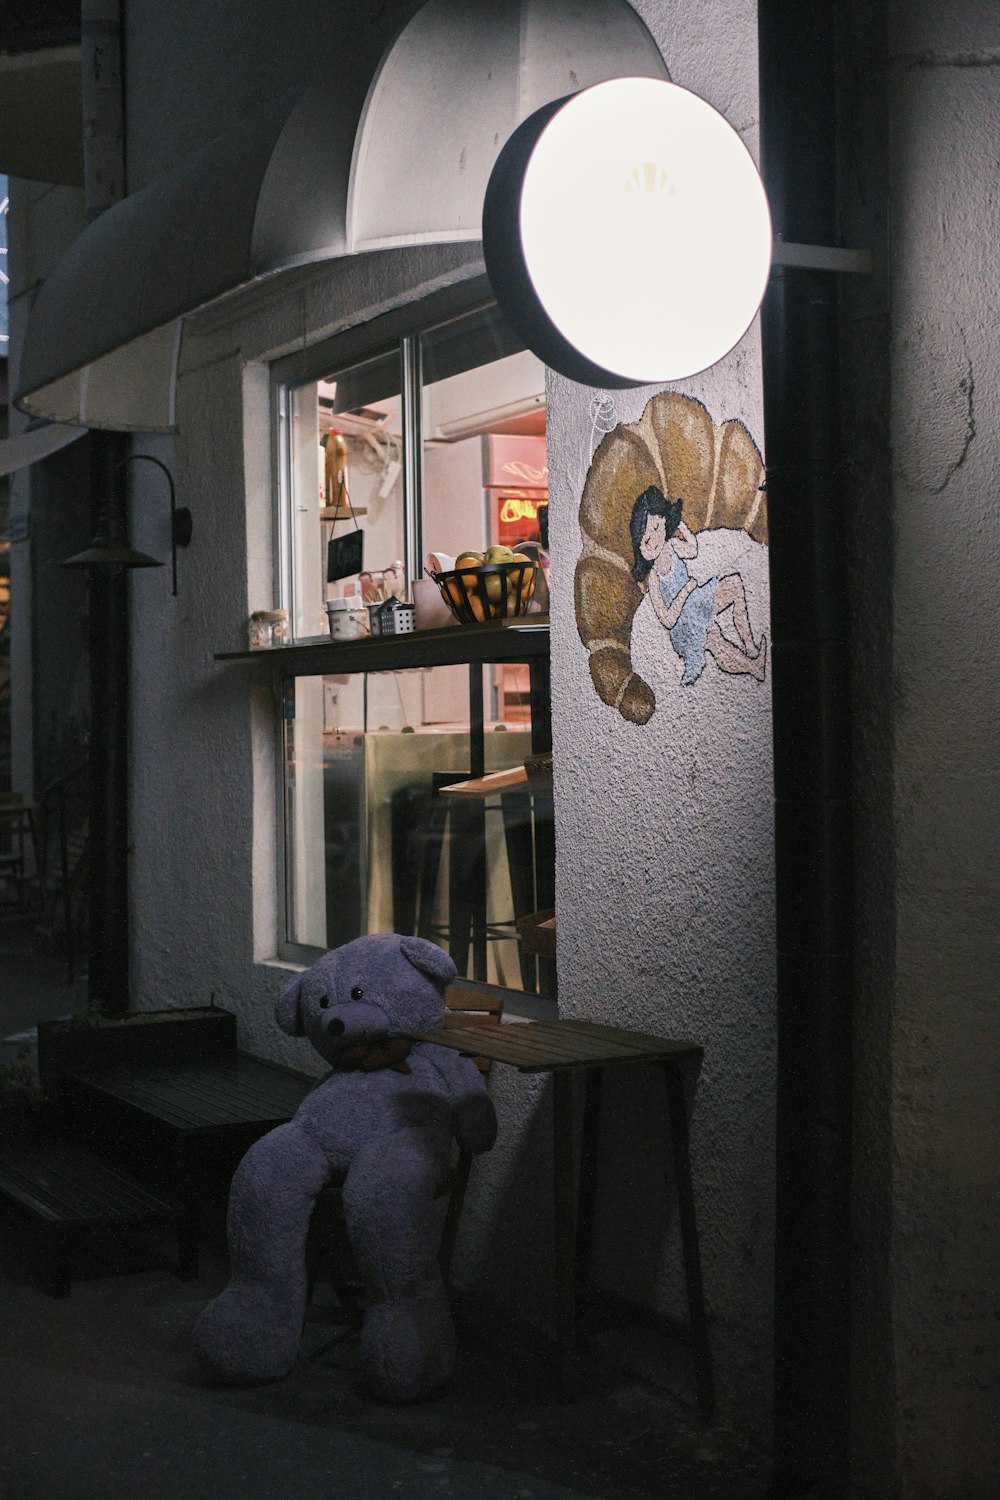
[267,278,553,973]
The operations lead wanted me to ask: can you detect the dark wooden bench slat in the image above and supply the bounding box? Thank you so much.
[143,1060,314,1117]
[0,1147,179,1226]
[100,1057,312,1111]
[75,1058,313,1132]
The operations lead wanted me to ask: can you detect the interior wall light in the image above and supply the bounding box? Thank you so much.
[483,77,773,387]
[61,453,192,595]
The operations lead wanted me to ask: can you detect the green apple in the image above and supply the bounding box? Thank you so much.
[484,545,515,564]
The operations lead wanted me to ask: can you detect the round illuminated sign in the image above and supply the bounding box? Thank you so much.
[483,78,772,387]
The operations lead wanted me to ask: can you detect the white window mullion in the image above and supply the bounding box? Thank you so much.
[400,334,424,587]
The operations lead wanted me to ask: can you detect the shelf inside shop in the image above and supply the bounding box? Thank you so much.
[215,616,549,676]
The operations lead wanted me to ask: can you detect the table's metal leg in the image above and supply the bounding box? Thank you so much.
[467,664,488,980]
[576,1066,604,1321]
[552,1069,578,1385]
[664,1061,714,1420]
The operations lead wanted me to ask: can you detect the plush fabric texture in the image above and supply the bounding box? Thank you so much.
[193,935,497,1402]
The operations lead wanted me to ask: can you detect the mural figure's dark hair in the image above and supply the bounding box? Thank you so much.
[630,486,683,583]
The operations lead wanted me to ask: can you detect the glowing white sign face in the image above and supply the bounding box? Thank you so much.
[517,78,772,383]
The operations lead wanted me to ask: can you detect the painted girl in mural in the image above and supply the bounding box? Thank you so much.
[630,485,766,685]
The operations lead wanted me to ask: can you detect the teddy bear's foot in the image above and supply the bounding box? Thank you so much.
[193,1283,302,1386]
[359,1287,457,1403]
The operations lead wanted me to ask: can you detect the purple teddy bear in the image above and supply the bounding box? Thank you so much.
[193,934,497,1401]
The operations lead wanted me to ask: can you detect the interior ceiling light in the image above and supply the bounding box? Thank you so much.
[483,77,773,387]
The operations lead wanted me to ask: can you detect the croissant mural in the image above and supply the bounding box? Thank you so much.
[574,392,767,724]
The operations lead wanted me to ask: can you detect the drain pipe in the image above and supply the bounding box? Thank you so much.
[82,0,129,1015]
[757,3,853,1496]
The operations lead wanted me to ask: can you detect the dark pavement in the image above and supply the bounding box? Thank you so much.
[0,917,769,1500]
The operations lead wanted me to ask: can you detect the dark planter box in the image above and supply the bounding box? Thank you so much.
[37,1006,237,1090]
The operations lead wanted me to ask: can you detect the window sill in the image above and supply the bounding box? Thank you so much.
[215,616,549,676]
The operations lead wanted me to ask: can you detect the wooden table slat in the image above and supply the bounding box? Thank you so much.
[554,1018,703,1060]
[413,1021,664,1071]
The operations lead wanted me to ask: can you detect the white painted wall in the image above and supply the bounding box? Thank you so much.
[539,0,774,1430]
[113,0,777,1439]
[6,179,90,801]
[11,0,1000,1484]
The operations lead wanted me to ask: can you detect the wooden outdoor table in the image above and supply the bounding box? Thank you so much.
[411,1017,712,1416]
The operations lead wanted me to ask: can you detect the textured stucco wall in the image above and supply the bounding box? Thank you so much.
[128,243,485,1058]
[18,0,997,1479]
[885,3,1000,1492]
[119,0,773,1434]
[120,0,775,1440]
[544,0,775,1432]
[6,179,90,800]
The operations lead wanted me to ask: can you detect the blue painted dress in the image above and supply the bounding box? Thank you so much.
[658,549,718,685]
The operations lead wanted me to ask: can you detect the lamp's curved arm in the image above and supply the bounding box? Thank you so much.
[115,454,192,597]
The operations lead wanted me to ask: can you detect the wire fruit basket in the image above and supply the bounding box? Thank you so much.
[432,560,536,625]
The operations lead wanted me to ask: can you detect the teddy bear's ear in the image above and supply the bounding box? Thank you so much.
[275,974,307,1035]
[400,936,457,989]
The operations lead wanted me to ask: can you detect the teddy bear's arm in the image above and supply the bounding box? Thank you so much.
[421,1044,498,1155]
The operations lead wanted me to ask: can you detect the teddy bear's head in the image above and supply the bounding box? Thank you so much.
[275,934,457,1067]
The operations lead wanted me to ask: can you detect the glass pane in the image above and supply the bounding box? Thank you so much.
[421,308,549,729]
[286,351,405,643]
[281,665,554,997]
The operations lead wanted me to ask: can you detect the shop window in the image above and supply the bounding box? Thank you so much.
[272,301,553,1000]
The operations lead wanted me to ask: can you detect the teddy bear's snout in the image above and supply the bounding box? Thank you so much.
[316,999,392,1048]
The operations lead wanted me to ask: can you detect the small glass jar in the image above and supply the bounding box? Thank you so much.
[248,609,287,649]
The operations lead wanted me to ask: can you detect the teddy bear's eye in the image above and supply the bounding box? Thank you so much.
[351,986,364,1000]
[319,997,330,1009]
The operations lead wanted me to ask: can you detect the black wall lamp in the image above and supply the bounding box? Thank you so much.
[62,453,192,596]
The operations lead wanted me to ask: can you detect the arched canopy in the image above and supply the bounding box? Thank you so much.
[15,0,667,433]
[348,0,669,251]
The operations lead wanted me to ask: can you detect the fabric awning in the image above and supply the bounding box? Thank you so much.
[0,419,86,478]
[14,0,667,434]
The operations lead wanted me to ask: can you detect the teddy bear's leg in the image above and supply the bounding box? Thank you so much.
[193,1121,332,1385]
[341,1127,455,1403]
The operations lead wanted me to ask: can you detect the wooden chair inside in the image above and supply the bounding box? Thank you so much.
[304,980,503,1340]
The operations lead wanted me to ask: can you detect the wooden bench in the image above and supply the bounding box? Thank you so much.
[0,1141,195,1296]
[56,1054,316,1233]
[24,1007,315,1290]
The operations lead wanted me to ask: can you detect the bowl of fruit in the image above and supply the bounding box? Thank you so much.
[432,546,536,625]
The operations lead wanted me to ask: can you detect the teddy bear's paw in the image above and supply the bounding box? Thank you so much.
[192,1285,302,1386]
[359,1288,457,1403]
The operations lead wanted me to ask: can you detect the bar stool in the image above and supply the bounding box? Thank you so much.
[391,772,548,990]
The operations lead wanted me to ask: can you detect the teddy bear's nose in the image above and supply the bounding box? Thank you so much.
[327,1017,345,1036]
